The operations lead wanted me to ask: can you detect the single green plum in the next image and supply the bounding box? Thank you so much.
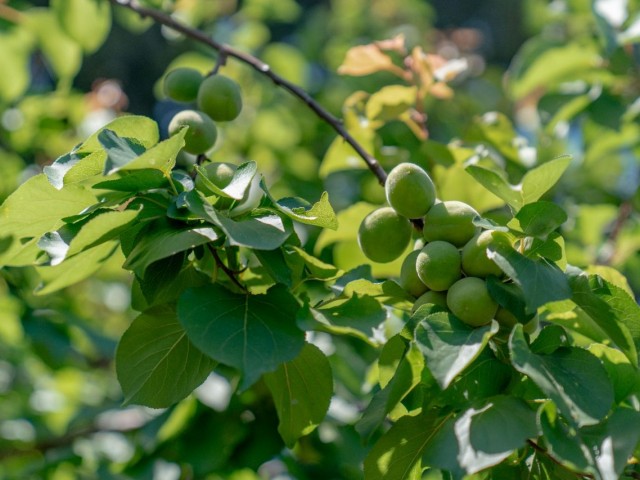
[423,200,479,247]
[197,74,243,122]
[447,277,498,327]
[357,207,412,263]
[168,110,217,155]
[416,240,462,291]
[385,162,437,219]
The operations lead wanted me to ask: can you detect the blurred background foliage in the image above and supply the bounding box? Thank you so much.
[1,0,640,478]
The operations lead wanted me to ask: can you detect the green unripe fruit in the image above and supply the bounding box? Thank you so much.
[399,250,428,297]
[168,110,218,155]
[197,75,243,122]
[461,230,504,278]
[385,162,437,219]
[358,207,412,263]
[423,200,479,247]
[196,161,236,192]
[447,277,498,327]
[164,68,203,103]
[412,290,448,313]
[416,241,462,291]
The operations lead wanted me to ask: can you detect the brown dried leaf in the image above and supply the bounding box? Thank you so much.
[338,44,405,77]
[375,34,407,54]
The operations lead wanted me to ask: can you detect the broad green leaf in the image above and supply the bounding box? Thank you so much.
[177,284,304,389]
[116,304,216,408]
[98,129,146,175]
[78,115,159,154]
[509,326,614,426]
[110,129,185,174]
[195,161,257,200]
[366,85,417,124]
[267,190,339,230]
[364,411,458,480]
[414,311,499,389]
[509,43,602,100]
[301,295,387,343]
[35,241,118,295]
[588,344,640,403]
[264,343,332,448]
[530,325,571,354]
[485,277,536,323]
[436,162,506,213]
[568,272,638,365]
[464,165,521,209]
[356,343,424,441]
[528,232,567,270]
[319,127,375,178]
[487,242,571,314]
[93,169,168,192]
[182,191,291,250]
[286,246,340,280]
[52,0,112,53]
[520,156,572,205]
[137,258,210,308]
[510,201,567,238]
[67,209,140,257]
[123,222,219,275]
[455,396,538,474]
[0,27,34,103]
[26,9,82,85]
[341,278,414,309]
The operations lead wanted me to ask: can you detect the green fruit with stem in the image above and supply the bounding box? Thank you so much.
[447,277,498,327]
[399,250,428,297]
[164,68,203,103]
[358,207,412,263]
[423,200,479,247]
[168,110,218,155]
[197,74,243,122]
[461,230,504,278]
[412,290,448,313]
[416,240,462,291]
[385,162,437,219]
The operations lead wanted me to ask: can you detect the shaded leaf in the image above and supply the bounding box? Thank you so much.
[511,201,567,238]
[520,156,572,205]
[116,304,216,408]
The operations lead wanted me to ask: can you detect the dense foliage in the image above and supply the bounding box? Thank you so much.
[1,1,640,479]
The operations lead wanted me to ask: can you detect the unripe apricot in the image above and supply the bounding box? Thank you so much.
[461,230,503,278]
[412,290,448,313]
[197,75,243,122]
[385,163,436,219]
[399,250,428,297]
[358,207,412,263]
[416,241,461,291]
[164,68,203,103]
[168,110,218,155]
[447,277,498,327]
[423,200,479,247]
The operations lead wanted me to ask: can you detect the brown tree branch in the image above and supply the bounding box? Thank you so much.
[597,199,634,265]
[107,0,389,186]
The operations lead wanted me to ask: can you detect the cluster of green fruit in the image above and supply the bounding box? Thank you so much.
[164,67,243,154]
[358,163,535,330]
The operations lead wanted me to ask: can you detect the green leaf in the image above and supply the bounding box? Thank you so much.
[465,165,522,209]
[263,182,338,229]
[93,169,169,192]
[67,209,141,257]
[116,304,216,408]
[286,246,340,280]
[52,0,112,54]
[26,9,82,85]
[195,161,257,200]
[520,156,572,205]
[455,396,538,474]
[35,241,118,295]
[301,295,387,343]
[0,27,34,103]
[0,174,97,266]
[78,115,159,154]
[98,129,146,175]
[510,201,567,238]
[487,242,571,314]
[414,311,499,389]
[588,344,640,403]
[182,191,291,250]
[111,129,185,174]
[365,85,417,124]
[509,326,614,427]
[264,343,332,448]
[364,411,458,480]
[177,284,304,389]
[319,127,375,178]
[356,343,424,441]
[123,222,219,275]
[568,272,639,366]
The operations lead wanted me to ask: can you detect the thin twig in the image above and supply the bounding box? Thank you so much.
[0,3,24,23]
[107,0,389,186]
[207,244,247,292]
